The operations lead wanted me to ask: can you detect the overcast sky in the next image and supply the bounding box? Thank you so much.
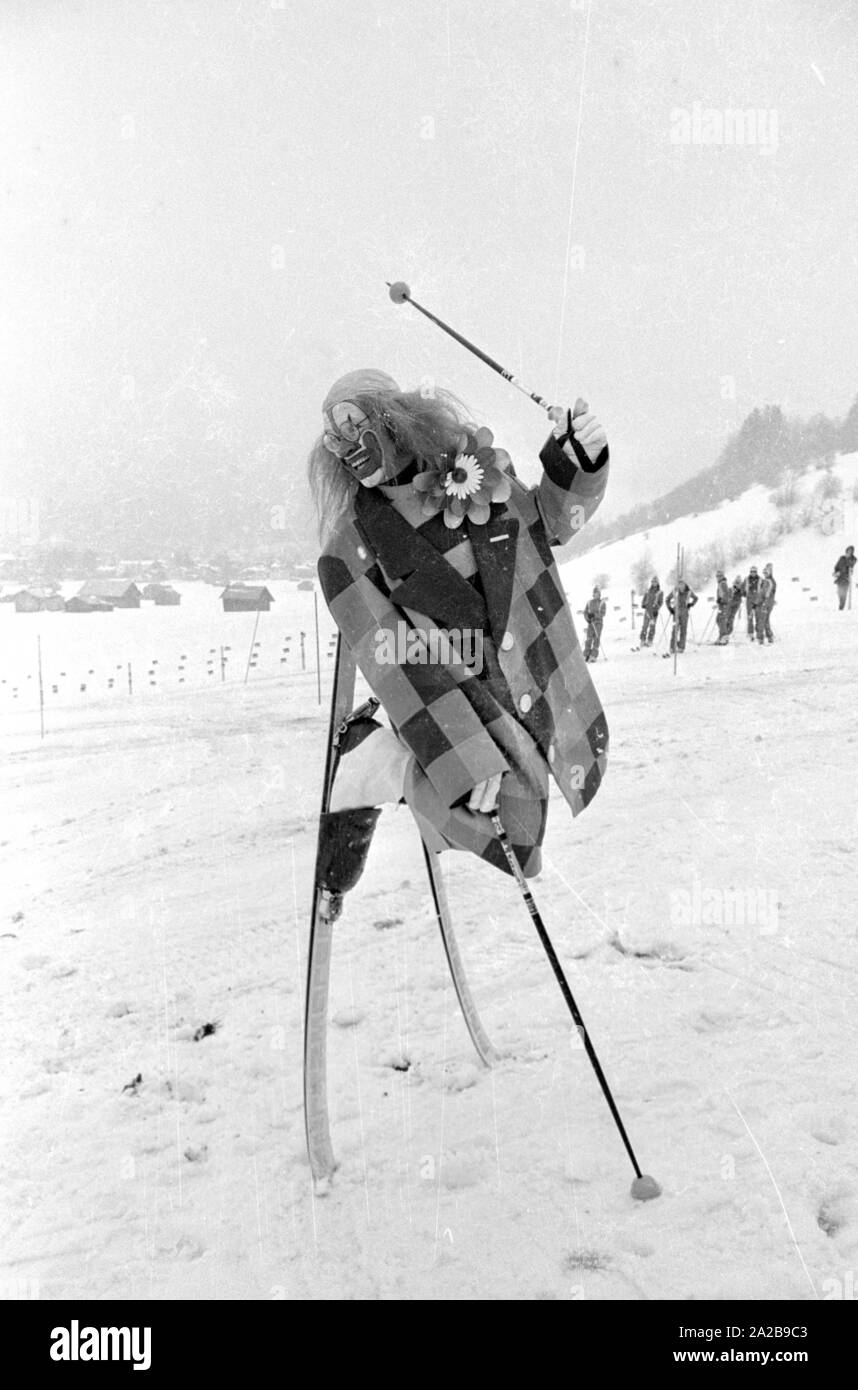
[2,0,857,526]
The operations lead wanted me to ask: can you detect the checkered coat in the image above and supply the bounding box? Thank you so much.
[318,430,610,876]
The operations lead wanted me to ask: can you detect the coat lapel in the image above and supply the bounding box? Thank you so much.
[354,486,487,632]
[468,509,519,647]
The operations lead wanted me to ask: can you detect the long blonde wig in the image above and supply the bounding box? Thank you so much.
[308,388,476,545]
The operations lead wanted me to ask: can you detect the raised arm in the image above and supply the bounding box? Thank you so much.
[534,401,610,546]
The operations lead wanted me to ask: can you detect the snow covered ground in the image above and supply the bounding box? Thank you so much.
[0,581,338,716]
[2,507,857,1301]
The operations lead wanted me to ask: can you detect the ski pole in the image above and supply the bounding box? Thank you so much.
[388,281,557,413]
[653,612,670,653]
[672,563,679,674]
[697,610,715,646]
[490,813,660,1202]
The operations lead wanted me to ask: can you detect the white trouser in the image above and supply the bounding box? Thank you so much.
[328,726,413,812]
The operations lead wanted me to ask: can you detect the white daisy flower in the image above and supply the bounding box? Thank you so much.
[444,454,484,499]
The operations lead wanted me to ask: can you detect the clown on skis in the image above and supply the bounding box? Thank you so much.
[303,283,660,1203]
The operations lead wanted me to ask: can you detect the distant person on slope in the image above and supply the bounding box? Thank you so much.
[756,563,777,643]
[745,566,760,635]
[583,587,607,662]
[639,576,663,647]
[834,545,855,610]
[714,570,731,645]
[727,575,746,636]
[666,579,697,654]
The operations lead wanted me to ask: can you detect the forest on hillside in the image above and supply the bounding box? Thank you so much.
[577,395,858,558]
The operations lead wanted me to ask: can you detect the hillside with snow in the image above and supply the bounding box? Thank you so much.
[561,450,858,626]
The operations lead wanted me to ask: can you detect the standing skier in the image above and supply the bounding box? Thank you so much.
[726,575,745,636]
[639,576,663,647]
[834,545,855,610]
[745,565,760,635]
[309,368,610,897]
[666,579,697,654]
[714,570,731,644]
[756,563,777,643]
[583,586,607,662]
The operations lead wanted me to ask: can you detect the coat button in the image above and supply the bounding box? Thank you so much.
[547,743,556,764]
[501,631,514,651]
[519,692,532,713]
[357,545,367,560]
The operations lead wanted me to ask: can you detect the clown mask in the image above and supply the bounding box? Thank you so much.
[322,400,396,487]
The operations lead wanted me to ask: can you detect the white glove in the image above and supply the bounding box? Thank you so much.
[467,772,502,814]
[548,398,607,463]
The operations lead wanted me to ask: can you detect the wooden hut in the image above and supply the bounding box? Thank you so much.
[66,596,113,613]
[221,583,274,613]
[12,588,66,613]
[142,583,181,606]
[76,580,142,609]
[13,589,43,613]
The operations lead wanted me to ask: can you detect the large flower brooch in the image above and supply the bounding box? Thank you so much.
[412,427,512,528]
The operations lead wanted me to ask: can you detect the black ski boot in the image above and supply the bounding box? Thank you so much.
[315,706,384,924]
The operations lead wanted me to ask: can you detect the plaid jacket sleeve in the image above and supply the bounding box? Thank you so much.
[535,430,609,545]
[318,549,510,807]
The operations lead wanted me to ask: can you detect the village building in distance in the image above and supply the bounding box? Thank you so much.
[221,583,274,613]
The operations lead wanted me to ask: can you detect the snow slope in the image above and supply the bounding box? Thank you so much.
[560,450,858,621]
[2,496,857,1301]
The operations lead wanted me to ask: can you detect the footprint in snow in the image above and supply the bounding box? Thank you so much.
[689,1008,741,1033]
[796,1104,849,1147]
[610,935,688,964]
[160,1078,205,1104]
[20,1080,52,1100]
[331,1007,364,1028]
[21,954,50,971]
[816,1188,855,1239]
[439,1151,485,1190]
[442,1062,479,1092]
[173,1020,221,1042]
[375,1047,411,1071]
[563,1248,611,1274]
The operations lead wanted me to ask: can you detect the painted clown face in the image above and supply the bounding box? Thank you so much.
[322,400,388,487]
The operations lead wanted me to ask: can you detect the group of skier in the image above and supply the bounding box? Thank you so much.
[620,542,857,658]
[636,576,693,653]
[635,563,778,652]
[637,574,702,652]
[713,564,777,645]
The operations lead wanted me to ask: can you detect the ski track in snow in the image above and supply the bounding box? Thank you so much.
[1,524,857,1299]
